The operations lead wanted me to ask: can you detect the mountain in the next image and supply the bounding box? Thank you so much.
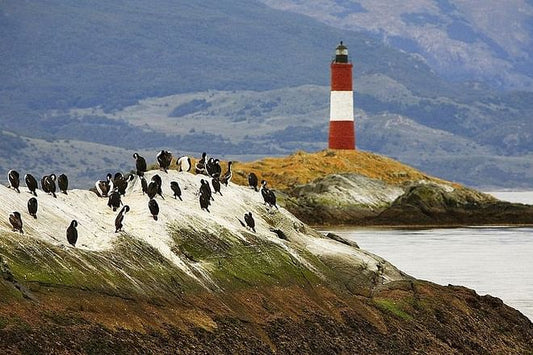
[258,0,533,91]
[1,0,533,188]
[1,167,532,352]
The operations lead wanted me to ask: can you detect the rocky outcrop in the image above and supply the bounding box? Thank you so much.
[0,169,531,353]
[373,182,533,226]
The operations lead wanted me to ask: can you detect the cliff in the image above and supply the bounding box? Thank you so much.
[0,167,532,353]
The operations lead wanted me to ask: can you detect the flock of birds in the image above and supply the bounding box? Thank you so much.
[4,150,279,247]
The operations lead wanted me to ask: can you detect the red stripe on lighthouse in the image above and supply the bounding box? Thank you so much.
[328,121,355,149]
[330,63,353,91]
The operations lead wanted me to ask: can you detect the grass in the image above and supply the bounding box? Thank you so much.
[373,298,413,320]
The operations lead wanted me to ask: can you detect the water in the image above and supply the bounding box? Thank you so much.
[325,191,533,321]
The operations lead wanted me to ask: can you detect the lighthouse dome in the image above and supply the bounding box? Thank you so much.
[335,41,349,63]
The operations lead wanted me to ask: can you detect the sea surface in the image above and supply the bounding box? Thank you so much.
[324,191,533,321]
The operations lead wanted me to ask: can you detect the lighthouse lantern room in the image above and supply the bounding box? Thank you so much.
[328,41,355,150]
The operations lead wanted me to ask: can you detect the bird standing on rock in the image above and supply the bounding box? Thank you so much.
[115,205,130,233]
[66,220,78,247]
[9,212,23,234]
[133,153,147,176]
[25,173,38,196]
[260,180,278,210]
[58,173,68,195]
[195,152,208,175]
[212,178,222,196]
[244,212,256,233]
[43,174,57,198]
[148,199,159,221]
[27,198,38,219]
[7,170,20,193]
[170,181,182,200]
[95,173,113,197]
[157,150,173,173]
[177,156,191,172]
[107,188,122,211]
[248,172,258,192]
[220,161,233,186]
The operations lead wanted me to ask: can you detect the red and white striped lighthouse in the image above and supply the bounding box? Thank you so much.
[328,41,355,150]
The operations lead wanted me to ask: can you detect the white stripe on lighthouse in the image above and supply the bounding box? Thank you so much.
[329,91,354,121]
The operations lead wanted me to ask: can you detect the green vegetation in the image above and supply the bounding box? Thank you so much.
[373,298,413,320]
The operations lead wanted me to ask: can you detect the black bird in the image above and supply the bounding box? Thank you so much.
[170,181,182,200]
[156,150,172,173]
[248,172,258,192]
[95,173,113,197]
[195,152,208,175]
[43,174,57,198]
[107,188,122,211]
[41,175,49,194]
[149,174,164,199]
[177,156,191,172]
[199,191,210,213]
[260,180,278,210]
[24,173,38,196]
[7,170,20,193]
[140,176,148,195]
[148,199,159,221]
[66,220,78,247]
[147,181,158,199]
[114,173,133,195]
[270,228,288,240]
[244,212,256,233]
[220,161,233,186]
[208,159,222,178]
[206,158,218,177]
[27,197,38,219]
[8,211,23,234]
[133,153,147,176]
[58,173,68,195]
[212,178,222,196]
[200,179,213,201]
[115,205,130,233]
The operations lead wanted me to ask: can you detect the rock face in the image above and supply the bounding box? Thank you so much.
[0,168,532,353]
[234,150,533,226]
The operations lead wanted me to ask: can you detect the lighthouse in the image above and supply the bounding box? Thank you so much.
[328,41,355,150]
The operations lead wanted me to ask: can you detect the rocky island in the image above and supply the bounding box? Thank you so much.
[0,151,532,353]
[234,150,533,227]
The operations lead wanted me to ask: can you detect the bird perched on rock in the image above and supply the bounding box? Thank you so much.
[156,150,173,173]
[66,220,78,247]
[238,212,256,233]
[95,173,113,197]
[199,190,210,213]
[42,174,57,198]
[107,188,122,212]
[170,181,182,200]
[148,199,159,221]
[148,174,164,199]
[195,152,208,175]
[212,178,222,196]
[24,173,38,196]
[27,197,38,219]
[220,161,233,186]
[7,170,20,193]
[260,180,278,210]
[133,153,147,176]
[199,179,213,202]
[177,156,191,172]
[9,212,23,234]
[58,173,68,195]
[248,172,258,192]
[140,176,148,195]
[115,205,130,233]
[114,173,134,195]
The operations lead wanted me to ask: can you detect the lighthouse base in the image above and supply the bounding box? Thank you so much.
[328,121,355,150]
